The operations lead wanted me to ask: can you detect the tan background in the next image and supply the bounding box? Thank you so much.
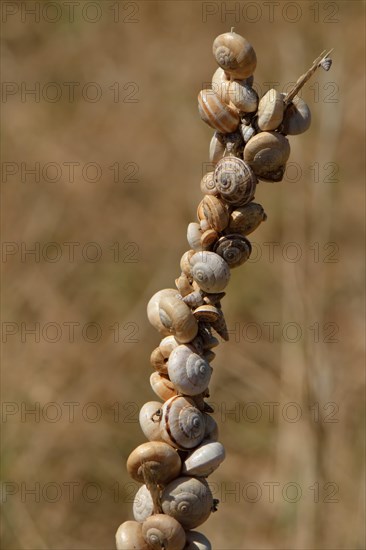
[1,1,365,549]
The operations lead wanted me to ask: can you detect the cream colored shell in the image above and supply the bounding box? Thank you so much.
[150,372,177,401]
[243,131,290,181]
[160,395,206,450]
[115,521,150,550]
[142,514,186,550]
[213,31,257,79]
[227,202,267,236]
[127,441,181,485]
[158,293,198,344]
[139,401,163,442]
[167,344,212,396]
[257,88,284,131]
[133,484,154,522]
[190,251,230,293]
[182,441,226,477]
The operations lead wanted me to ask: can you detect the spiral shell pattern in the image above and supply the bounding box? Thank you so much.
[190,251,230,293]
[160,396,206,450]
[168,344,212,396]
[133,484,154,522]
[214,234,252,268]
[214,156,257,206]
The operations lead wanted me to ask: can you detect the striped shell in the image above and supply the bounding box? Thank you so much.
[160,396,206,450]
[214,156,257,206]
[198,89,240,134]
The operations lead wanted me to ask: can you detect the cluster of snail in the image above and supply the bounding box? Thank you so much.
[115,30,332,550]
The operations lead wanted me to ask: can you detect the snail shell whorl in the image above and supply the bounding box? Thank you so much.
[243,131,290,182]
[160,396,206,450]
[167,344,213,396]
[198,89,240,134]
[190,251,230,293]
[214,156,257,206]
[142,514,186,550]
[133,484,154,522]
[213,31,257,79]
[159,294,198,344]
[150,372,178,401]
[198,195,229,232]
[116,521,150,550]
[127,441,181,485]
[200,171,218,195]
[161,476,214,529]
[213,234,252,268]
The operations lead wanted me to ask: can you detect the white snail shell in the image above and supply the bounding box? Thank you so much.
[115,521,150,550]
[160,396,206,450]
[208,132,226,166]
[227,202,267,236]
[187,222,203,252]
[142,514,186,550]
[185,530,212,550]
[147,289,180,336]
[167,344,213,396]
[282,94,311,135]
[243,131,290,182]
[158,294,198,344]
[257,88,284,131]
[214,155,257,206]
[139,401,163,442]
[213,234,252,268]
[190,251,230,293]
[182,441,225,477]
[197,195,229,233]
[198,89,240,134]
[133,484,154,522]
[213,31,257,80]
[150,371,178,401]
[127,441,181,485]
[161,476,214,529]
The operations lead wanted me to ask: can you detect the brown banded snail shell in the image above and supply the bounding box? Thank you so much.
[182,440,226,477]
[127,441,181,485]
[257,88,285,131]
[282,94,311,135]
[167,344,213,396]
[142,514,186,550]
[243,131,290,182]
[160,396,206,450]
[227,202,267,236]
[139,401,163,442]
[190,251,231,293]
[214,155,257,206]
[213,31,257,80]
[197,195,229,233]
[115,521,150,550]
[185,531,212,550]
[198,89,240,134]
[133,484,154,522]
[213,234,252,268]
[150,372,178,401]
[161,476,214,529]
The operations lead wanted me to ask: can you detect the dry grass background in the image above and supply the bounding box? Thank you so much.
[1,1,365,549]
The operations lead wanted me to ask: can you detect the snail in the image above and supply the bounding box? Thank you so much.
[190,251,231,293]
[227,202,267,236]
[257,88,285,131]
[127,441,182,485]
[161,476,214,529]
[175,271,194,297]
[213,31,257,80]
[133,484,154,522]
[147,289,181,336]
[180,250,195,277]
[193,304,220,324]
[213,234,252,268]
[182,441,226,477]
[160,395,206,450]
[157,292,198,344]
[214,155,257,206]
[198,89,240,134]
[243,131,290,182]
[142,514,186,550]
[227,80,258,113]
[200,171,217,195]
[167,344,213,396]
[139,401,163,442]
[197,195,229,233]
[281,94,311,135]
[150,335,179,374]
[150,372,178,401]
[200,228,219,250]
[185,531,212,550]
[211,67,231,104]
[115,521,150,550]
[187,222,203,252]
[209,133,226,166]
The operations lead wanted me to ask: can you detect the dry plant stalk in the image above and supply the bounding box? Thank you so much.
[115,30,332,550]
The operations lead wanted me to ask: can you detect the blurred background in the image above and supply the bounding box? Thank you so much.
[1,1,365,549]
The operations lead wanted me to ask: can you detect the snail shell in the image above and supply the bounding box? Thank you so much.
[180,250,195,277]
[187,222,203,252]
[213,234,252,268]
[139,401,163,442]
[227,202,267,236]
[193,304,220,323]
[211,67,230,104]
[133,484,154,522]
[257,88,284,131]
[142,514,186,550]
[209,133,225,166]
[161,476,214,529]
[167,344,212,396]
[160,396,206,450]
[127,441,181,485]
[198,89,240,134]
[197,195,229,232]
[243,131,290,182]
[228,80,258,113]
[190,251,230,293]
[282,94,311,135]
[159,294,198,344]
[176,272,194,297]
[200,171,217,195]
[214,156,257,206]
[200,228,219,250]
[150,372,178,401]
[203,413,219,441]
[115,521,150,550]
[147,289,180,336]
[185,531,212,550]
[213,31,257,80]
[182,441,226,477]
[150,336,179,374]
